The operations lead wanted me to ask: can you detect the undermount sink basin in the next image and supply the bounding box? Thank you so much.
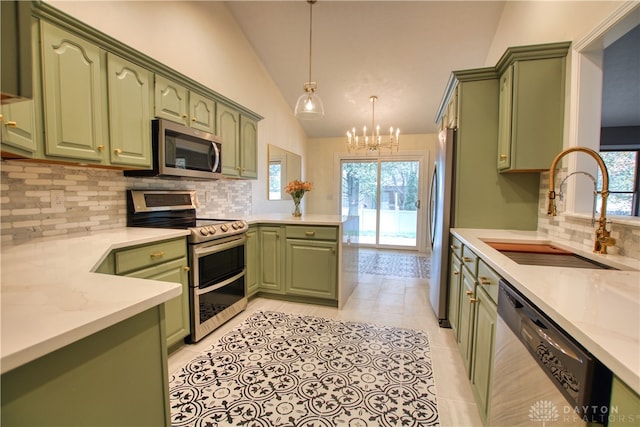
[484,241,618,270]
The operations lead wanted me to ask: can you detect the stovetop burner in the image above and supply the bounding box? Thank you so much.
[126,190,247,243]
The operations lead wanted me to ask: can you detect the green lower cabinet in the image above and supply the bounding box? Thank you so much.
[609,376,640,426]
[285,238,337,300]
[246,226,259,297]
[458,265,476,375]
[126,257,190,351]
[470,285,497,425]
[447,253,462,336]
[258,226,284,294]
[1,306,171,426]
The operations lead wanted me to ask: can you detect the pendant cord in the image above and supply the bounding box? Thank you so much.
[308,0,314,85]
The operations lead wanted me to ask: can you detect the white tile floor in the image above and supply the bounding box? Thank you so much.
[168,254,483,427]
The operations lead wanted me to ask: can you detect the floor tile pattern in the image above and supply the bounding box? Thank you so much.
[359,253,430,278]
[169,311,439,426]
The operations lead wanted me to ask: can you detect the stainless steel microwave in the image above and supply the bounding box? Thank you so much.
[125,119,222,180]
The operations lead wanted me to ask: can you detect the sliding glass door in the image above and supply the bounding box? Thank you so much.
[341,159,420,249]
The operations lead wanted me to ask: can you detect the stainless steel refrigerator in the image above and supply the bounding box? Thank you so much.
[428,127,456,327]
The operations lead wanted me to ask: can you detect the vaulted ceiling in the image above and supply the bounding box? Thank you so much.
[225,1,506,139]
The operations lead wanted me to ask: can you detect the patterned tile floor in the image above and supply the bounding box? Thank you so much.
[169,250,482,427]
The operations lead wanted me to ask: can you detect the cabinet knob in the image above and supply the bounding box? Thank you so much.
[470,298,478,304]
[453,270,460,276]
[183,266,191,271]
[5,121,17,128]
[305,231,316,236]
[114,148,122,155]
[479,277,491,285]
[191,117,196,122]
[450,244,459,250]
[182,114,188,119]
[149,251,165,258]
[97,145,105,152]
[462,257,473,263]
[499,154,507,159]
[465,290,473,296]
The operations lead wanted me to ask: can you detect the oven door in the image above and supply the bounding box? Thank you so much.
[189,235,247,342]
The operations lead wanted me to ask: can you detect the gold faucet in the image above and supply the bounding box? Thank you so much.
[547,146,616,254]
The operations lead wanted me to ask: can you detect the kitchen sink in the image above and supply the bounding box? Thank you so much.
[484,241,618,270]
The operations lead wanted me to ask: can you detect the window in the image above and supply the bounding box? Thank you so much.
[596,150,639,216]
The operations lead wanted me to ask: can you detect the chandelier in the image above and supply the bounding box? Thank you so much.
[294,0,324,120]
[347,96,399,154]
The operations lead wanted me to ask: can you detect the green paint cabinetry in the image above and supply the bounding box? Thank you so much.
[458,258,476,374]
[246,225,259,297]
[41,20,108,162]
[107,53,153,168]
[155,75,216,133]
[258,225,285,294]
[496,42,569,172]
[1,100,38,157]
[98,237,190,350]
[1,305,171,426]
[447,235,463,336]
[609,376,640,426]
[217,104,258,179]
[1,0,32,103]
[470,284,497,425]
[285,229,337,300]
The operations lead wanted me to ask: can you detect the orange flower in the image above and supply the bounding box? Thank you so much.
[285,180,313,199]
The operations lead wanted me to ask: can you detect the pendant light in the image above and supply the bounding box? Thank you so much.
[294,0,324,120]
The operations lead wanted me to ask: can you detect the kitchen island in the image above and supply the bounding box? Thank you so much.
[1,228,189,426]
[452,228,640,396]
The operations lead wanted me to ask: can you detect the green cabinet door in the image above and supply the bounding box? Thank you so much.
[246,225,259,297]
[155,75,189,126]
[609,376,640,426]
[189,92,216,133]
[107,53,152,168]
[447,253,462,337]
[285,239,337,300]
[40,21,107,162]
[217,103,241,177]
[1,100,37,157]
[458,265,476,375]
[259,226,284,293]
[126,257,190,351]
[497,66,513,170]
[240,114,258,179]
[470,285,497,425]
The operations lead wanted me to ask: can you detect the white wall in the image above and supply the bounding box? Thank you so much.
[46,0,307,215]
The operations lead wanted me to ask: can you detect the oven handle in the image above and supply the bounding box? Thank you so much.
[193,235,246,257]
[195,270,245,296]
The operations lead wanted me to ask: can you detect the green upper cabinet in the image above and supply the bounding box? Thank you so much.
[154,75,189,126]
[217,103,258,179]
[40,21,108,162]
[107,53,152,168]
[496,42,570,172]
[217,103,241,177]
[189,92,216,133]
[155,75,216,134]
[1,0,32,103]
[240,115,258,179]
[1,100,38,157]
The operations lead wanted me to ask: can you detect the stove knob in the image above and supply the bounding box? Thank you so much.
[232,222,239,230]
[208,226,217,234]
[199,228,209,236]
[220,224,229,232]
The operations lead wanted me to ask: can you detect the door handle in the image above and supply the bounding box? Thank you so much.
[415,200,421,209]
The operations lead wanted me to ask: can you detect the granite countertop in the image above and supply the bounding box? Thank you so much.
[0,228,189,374]
[452,228,640,394]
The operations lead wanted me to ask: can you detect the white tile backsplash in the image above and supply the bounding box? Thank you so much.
[1,160,251,242]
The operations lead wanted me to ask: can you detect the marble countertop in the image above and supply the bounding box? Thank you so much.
[452,228,640,394]
[1,228,189,374]
[245,213,348,226]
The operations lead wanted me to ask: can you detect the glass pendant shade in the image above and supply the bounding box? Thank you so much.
[294,85,324,120]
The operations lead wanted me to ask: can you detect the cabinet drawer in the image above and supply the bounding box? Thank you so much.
[285,225,337,241]
[450,235,463,258]
[477,259,500,304]
[461,246,478,277]
[115,238,186,274]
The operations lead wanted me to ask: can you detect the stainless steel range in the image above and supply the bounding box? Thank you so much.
[127,190,248,343]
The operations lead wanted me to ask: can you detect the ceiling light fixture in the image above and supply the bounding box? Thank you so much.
[294,0,324,120]
[347,96,399,154]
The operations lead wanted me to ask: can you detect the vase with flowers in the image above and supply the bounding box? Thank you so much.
[285,180,313,217]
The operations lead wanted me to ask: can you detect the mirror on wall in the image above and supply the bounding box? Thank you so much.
[268,144,302,200]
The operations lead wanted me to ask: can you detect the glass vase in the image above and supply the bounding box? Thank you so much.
[292,196,302,217]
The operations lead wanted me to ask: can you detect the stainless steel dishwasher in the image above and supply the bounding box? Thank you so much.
[490,279,612,426]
